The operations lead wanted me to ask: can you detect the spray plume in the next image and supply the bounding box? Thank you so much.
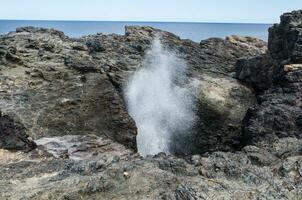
[125,36,195,156]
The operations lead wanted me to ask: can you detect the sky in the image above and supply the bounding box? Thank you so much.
[0,0,301,23]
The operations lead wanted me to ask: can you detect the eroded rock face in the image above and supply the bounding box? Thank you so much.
[0,25,267,155]
[269,10,302,63]
[0,27,137,150]
[82,26,265,154]
[0,112,36,151]
[241,65,302,146]
[236,10,302,148]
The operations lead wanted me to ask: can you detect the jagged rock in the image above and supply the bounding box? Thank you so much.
[0,112,36,151]
[269,10,302,63]
[236,54,275,91]
[0,27,137,150]
[0,149,301,200]
[241,65,302,146]
[0,24,267,155]
[236,10,302,150]
[83,26,265,155]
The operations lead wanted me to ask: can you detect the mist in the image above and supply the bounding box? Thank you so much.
[125,37,196,156]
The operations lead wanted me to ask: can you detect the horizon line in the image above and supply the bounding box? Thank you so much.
[0,18,273,25]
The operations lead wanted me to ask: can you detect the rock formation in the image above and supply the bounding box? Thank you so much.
[0,111,36,151]
[236,10,302,151]
[82,26,266,155]
[0,28,137,150]
[0,10,301,200]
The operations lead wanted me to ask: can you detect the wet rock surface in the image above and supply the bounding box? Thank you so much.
[0,10,301,200]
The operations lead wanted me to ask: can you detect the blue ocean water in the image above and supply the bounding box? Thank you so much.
[0,20,271,42]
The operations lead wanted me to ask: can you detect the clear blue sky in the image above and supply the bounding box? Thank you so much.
[1,0,301,23]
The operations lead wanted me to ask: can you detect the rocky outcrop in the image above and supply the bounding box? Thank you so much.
[269,10,302,63]
[0,10,301,200]
[0,27,137,150]
[82,26,266,154]
[237,10,302,92]
[236,10,302,150]
[0,25,266,155]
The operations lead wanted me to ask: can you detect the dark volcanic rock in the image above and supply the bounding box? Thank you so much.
[269,10,302,63]
[237,10,302,92]
[236,54,275,91]
[236,10,302,150]
[0,112,36,151]
[241,64,302,146]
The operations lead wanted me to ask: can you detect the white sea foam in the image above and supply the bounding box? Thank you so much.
[125,37,195,156]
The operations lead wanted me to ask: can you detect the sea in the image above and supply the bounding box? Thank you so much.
[0,20,271,42]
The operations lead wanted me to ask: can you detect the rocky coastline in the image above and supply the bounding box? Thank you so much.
[0,10,301,199]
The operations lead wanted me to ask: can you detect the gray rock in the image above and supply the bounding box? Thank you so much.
[83,26,264,155]
[0,149,300,200]
[237,10,302,149]
[269,10,302,63]
[0,27,137,150]
[0,24,266,155]
[0,111,36,151]
[236,54,274,91]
